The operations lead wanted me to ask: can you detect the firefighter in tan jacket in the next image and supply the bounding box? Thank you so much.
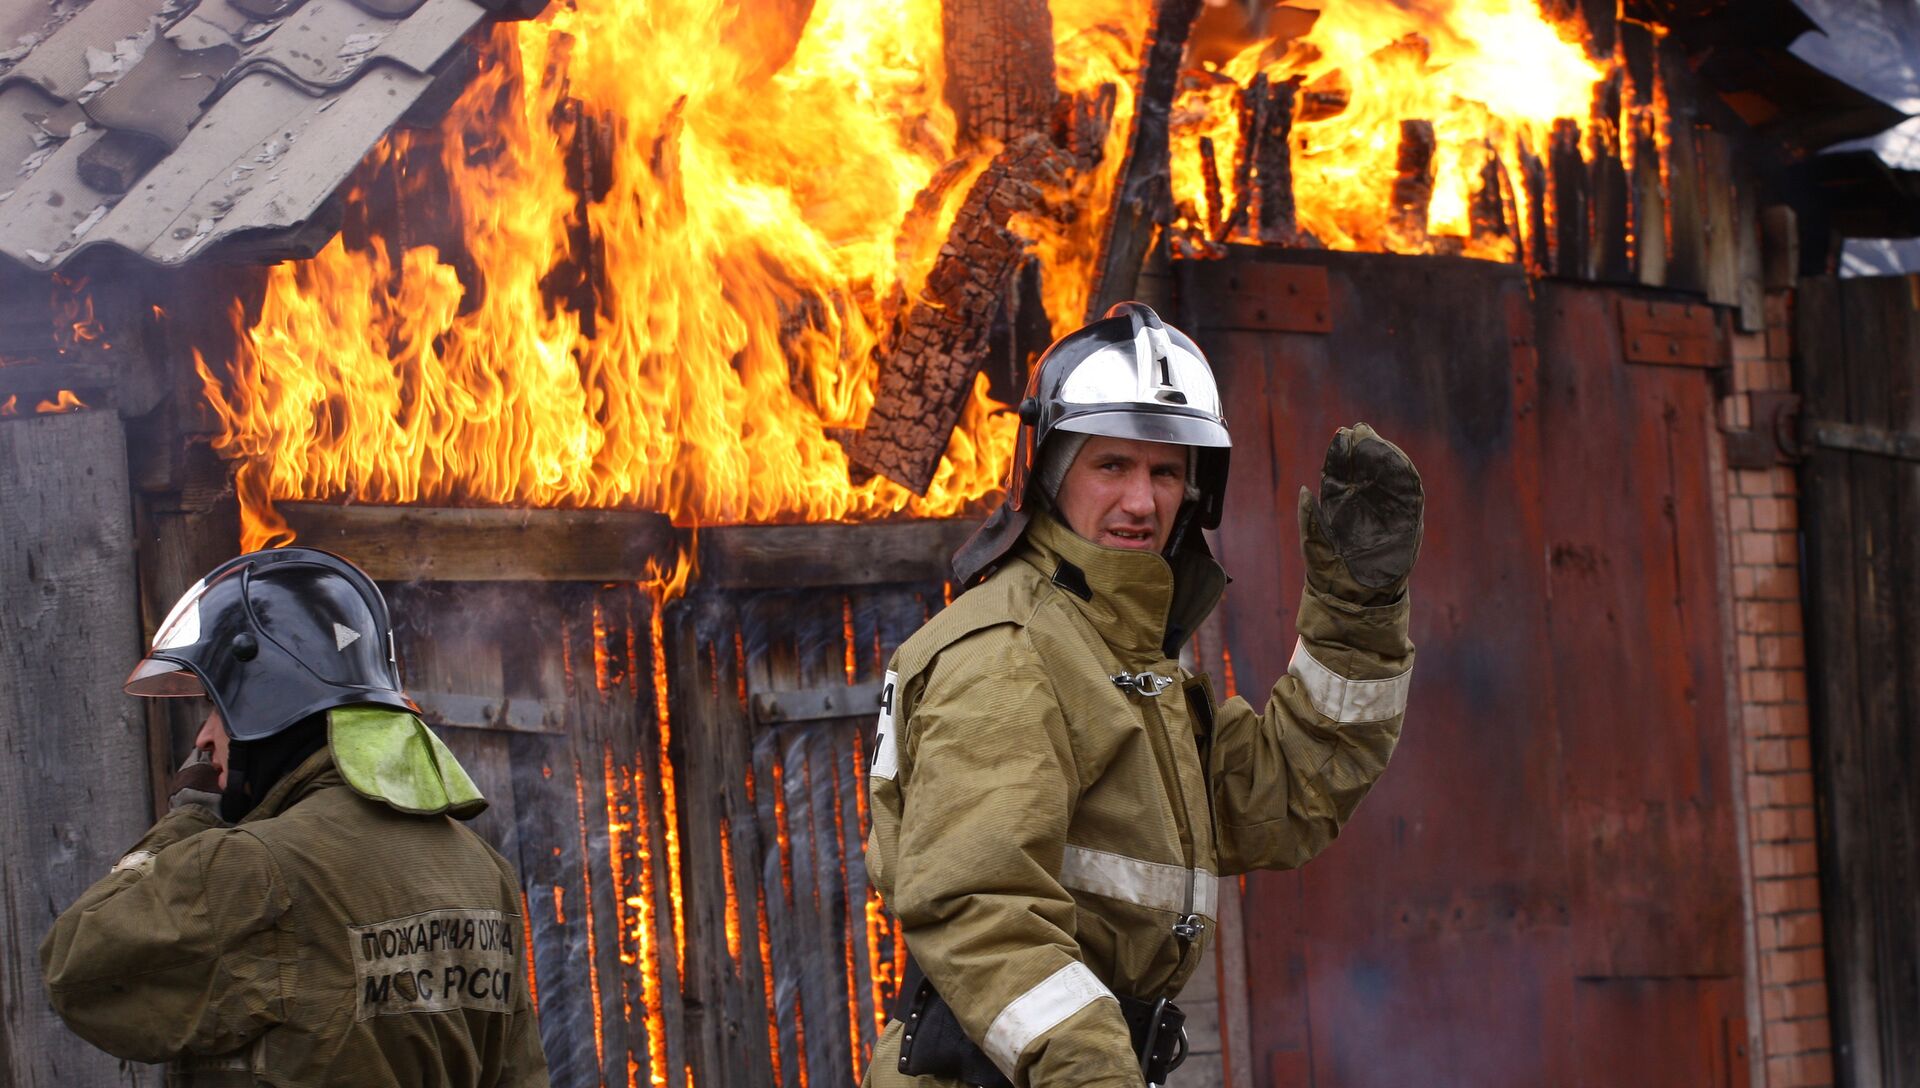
[40,548,551,1087]
[862,303,1421,1088]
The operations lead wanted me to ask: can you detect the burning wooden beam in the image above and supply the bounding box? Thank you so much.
[1550,117,1589,278]
[942,0,1057,144]
[1469,146,1513,257]
[1086,0,1206,319]
[849,133,1067,494]
[1390,119,1437,251]
[1252,75,1302,245]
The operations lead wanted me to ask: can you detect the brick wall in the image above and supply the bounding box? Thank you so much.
[1723,291,1834,1088]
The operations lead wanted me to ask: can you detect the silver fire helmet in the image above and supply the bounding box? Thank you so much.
[953,301,1232,585]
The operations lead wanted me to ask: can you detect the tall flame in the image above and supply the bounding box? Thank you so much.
[1170,0,1608,258]
[200,0,1041,550]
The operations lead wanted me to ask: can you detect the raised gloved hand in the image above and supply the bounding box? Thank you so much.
[168,747,223,814]
[1298,423,1424,607]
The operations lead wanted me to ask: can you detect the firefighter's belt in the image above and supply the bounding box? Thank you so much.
[894,959,1188,1086]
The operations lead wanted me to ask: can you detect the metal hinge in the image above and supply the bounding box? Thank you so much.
[1723,390,1920,467]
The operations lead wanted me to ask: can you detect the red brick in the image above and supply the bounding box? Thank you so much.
[1782,670,1808,702]
[1737,532,1775,565]
[1763,981,1829,1021]
[1765,291,1791,328]
[1760,636,1806,669]
[1755,876,1823,916]
[1748,773,1813,807]
[1790,807,1820,839]
[1763,946,1826,985]
[1750,739,1792,772]
[1740,600,1801,635]
[1765,1050,1833,1087]
[1754,842,1821,878]
[1775,531,1804,565]
[1775,912,1825,950]
[1753,807,1795,842]
[1733,332,1769,364]
[1753,497,1800,532]
[1728,497,1754,532]
[1785,738,1813,770]
[1736,469,1776,496]
[1772,704,1811,737]
[1766,1017,1833,1058]
[1744,670,1786,703]
[1766,325,1792,364]
[1751,565,1800,601]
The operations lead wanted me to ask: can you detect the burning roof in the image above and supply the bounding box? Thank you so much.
[0,0,542,270]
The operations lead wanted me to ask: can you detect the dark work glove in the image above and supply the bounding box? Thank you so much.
[1298,423,1424,607]
[168,748,223,814]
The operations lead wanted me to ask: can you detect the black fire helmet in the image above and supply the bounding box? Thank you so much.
[953,301,1232,585]
[125,547,418,741]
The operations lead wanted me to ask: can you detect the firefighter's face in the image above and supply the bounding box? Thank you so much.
[1054,435,1188,554]
[194,709,230,790]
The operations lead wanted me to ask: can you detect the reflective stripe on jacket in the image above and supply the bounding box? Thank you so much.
[863,511,1411,1088]
[41,740,550,1088]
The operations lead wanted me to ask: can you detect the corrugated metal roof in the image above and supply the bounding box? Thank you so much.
[0,0,495,269]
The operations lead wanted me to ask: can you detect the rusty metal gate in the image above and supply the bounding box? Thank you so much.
[1182,249,1749,1087]
[1795,275,1920,1088]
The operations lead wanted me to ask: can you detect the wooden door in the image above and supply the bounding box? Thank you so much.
[1796,275,1920,1088]
[1184,249,1747,1087]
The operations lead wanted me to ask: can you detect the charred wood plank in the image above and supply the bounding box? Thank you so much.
[1391,119,1436,251]
[1519,144,1550,276]
[943,0,1057,145]
[279,503,676,582]
[1659,40,1708,293]
[0,410,155,1088]
[1059,82,1118,172]
[1087,0,1206,319]
[1549,118,1588,278]
[1252,75,1302,245]
[1696,127,1740,309]
[697,519,975,590]
[1470,145,1514,258]
[1590,71,1631,282]
[851,133,1067,493]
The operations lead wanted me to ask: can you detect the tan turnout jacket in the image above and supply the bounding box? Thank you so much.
[863,512,1412,1087]
[41,743,550,1088]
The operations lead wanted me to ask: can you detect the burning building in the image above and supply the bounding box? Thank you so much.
[3,0,1919,1086]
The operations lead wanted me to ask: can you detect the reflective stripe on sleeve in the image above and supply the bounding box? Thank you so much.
[1059,844,1217,918]
[982,961,1116,1076]
[1288,638,1412,723]
[869,670,900,780]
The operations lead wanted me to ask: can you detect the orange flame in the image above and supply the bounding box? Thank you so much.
[622,748,669,1088]
[195,0,1080,550]
[1169,0,1609,258]
[35,390,86,414]
[0,396,16,417]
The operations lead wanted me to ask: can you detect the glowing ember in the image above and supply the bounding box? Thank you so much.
[1169,0,1609,258]
[520,887,541,1012]
[842,596,857,686]
[719,817,743,968]
[0,396,15,417]
[572,759,607,1072]
[644,585,686,972]
[755,885,783,1085]
[622,750,669,1088]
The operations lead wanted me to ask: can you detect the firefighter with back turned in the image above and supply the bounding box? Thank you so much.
[40,547,552,1087]
[861,302,1423,1087]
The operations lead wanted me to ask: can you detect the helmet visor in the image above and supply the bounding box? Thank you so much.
[124,656,206,697]
[1055,408,1231,449]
